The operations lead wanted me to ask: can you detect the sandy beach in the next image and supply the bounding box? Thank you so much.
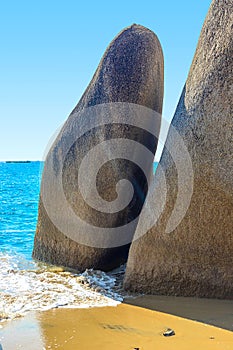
[1,296,232,350]
[125,295,233,331]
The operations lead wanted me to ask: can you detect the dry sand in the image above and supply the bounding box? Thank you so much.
[0,297,233,350]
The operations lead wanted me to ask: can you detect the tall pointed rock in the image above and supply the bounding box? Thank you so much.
[33,25,164,271]
[124,0,233,298]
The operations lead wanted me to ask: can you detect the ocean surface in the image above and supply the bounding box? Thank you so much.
[0,161,157,322]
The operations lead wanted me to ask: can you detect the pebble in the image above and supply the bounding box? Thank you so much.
[163,328,175,337]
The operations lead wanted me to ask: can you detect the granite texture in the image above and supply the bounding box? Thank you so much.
[124,0,233,298]
[33,24,164,271]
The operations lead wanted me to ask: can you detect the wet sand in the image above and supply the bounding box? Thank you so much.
[0,298,233,350]
[125,295,233,331]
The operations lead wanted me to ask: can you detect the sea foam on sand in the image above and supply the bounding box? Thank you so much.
[0,252,126,321]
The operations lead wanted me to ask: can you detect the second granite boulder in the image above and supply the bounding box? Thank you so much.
[33,24,164,271]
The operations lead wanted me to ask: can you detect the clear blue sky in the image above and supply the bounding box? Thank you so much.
[0,0,211,161]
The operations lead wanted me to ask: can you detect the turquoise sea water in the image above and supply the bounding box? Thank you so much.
[0,161,158,321]
[0,161,158,261]
[0,161,41,260]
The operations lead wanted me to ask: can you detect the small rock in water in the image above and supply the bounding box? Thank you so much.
[163,328,175,337]
[76,276,86,284]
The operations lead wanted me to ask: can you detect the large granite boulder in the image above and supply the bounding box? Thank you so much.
[124,0,233,298]
[33,24,164,271]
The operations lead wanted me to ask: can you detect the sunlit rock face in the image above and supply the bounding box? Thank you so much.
[124,0,233,299]
[33,24,164,271]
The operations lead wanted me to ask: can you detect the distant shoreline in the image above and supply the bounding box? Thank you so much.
[1,160,42,163]
[5,160,32,163]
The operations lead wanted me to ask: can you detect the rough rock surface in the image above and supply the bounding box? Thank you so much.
[124,0,233,298]
[33,24,164,271]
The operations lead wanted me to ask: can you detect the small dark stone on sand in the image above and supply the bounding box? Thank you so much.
[163,328,175,337]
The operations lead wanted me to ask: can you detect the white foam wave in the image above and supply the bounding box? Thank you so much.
[0,253,125,322]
